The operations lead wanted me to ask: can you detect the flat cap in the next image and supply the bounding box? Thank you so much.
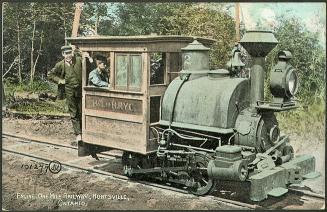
[61,45,73,52]
[94,53,107,63]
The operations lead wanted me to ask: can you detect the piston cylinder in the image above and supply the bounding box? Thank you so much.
[207,145,248,181]
[207,159,248,181]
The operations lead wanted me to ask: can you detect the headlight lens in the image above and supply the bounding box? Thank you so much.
[286,70,298,96]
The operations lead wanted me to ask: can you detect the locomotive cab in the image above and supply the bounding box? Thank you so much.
[66,35,215,155]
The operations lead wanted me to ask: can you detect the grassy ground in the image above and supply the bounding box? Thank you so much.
[3,80,67,115]
[8,99,68,115]
[277,99,325,141]
[4,79,56,94]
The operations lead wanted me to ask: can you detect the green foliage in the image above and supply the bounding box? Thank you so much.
[3,2,74,82]
[4,80,66,115]
[4,80,56,94]
[162,4,236,68]
[103,3,181,35]
[277,100,325,140]
[108,3,236,68]
[80,2,112,35]
[10,100,67,115]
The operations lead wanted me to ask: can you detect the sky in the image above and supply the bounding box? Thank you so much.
[236,3,326,46]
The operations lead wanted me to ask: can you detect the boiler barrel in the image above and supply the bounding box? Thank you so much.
[159,75,250,133]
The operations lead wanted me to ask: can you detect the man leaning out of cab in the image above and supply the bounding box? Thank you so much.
[88,55,109,87]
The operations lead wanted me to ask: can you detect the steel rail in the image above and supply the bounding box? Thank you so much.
[2,135,259,209]
[2,148,187,193]
[2,132,122,158]
[288,188,325,200]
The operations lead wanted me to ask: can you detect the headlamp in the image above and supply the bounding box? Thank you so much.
[270,51,299,104]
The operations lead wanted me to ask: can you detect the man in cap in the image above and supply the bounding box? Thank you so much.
[48,45,93,145]
[88,55,109,87]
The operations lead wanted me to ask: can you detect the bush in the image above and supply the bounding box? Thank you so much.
[277,98,325,141]
[3,79,66,115]
[4,79,57,94]
[10,99,67,115]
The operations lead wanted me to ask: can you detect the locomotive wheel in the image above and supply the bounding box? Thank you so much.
[282,144,294,158]
[189,154,216,196]
[122,151,130,166]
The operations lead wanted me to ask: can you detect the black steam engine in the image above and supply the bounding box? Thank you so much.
[121,31,319,201]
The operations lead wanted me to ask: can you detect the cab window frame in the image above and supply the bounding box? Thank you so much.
[114,52,143,92]
[149,52,166,86]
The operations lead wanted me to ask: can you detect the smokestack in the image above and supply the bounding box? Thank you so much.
[239,30,278,107]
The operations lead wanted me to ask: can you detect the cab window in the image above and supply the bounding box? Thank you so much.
[115,53,142,91]
[85,51,110,87]
[150,52,165,85]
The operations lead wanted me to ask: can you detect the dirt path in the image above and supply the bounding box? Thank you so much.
[4,153,244,210]
[2,117,325,210]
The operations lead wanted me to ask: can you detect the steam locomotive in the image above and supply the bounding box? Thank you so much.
[67,31,319,202]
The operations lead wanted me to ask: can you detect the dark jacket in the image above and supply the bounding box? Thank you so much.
[48,56,83,95]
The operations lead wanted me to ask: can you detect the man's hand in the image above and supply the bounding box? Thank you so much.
[82,52,90,58]
[82,52,93,63]
[58,79,65,85]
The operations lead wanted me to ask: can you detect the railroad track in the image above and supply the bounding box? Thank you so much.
[2,133,325,209]
[2,133,121,158]
[2,109,70,119]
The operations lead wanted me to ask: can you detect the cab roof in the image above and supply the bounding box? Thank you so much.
[66,35,216,46]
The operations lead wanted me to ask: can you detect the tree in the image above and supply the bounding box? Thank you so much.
[3,2,75,83]
[105,3,175,36]
[107,3,236,68]
[29,3,44,83]
[3,2,31,83]
[79,2,111,36]
[162,4,236,68]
